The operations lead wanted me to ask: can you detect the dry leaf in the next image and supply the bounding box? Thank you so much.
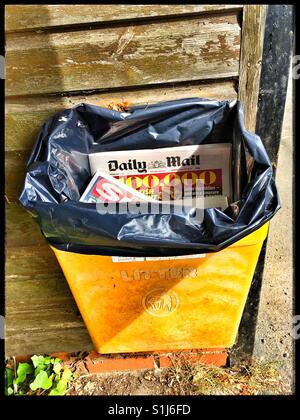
[107,101,130,112]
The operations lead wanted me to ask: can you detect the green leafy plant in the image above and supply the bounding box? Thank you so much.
[5,367,14,396]
[5,355,76,396]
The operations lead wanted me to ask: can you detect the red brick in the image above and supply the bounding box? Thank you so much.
[12,349,227,373]
[159,355,173,368]
[14,355,32,363]
[85,354,155,373]
[50,352,70,361]
[149,348,226,354]
[197,352,227,366]
[159,350,227,368]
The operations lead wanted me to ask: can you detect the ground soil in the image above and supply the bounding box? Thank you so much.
[66,359,290,396]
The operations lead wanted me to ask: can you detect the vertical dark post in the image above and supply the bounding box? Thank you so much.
[256,4,294,164]
[233,5,294,360]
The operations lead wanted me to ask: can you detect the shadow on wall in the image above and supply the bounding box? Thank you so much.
[5,5,66,97]
[4,6,92,356]
[5,5,68,204]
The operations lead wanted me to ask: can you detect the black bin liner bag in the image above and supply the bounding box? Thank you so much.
[19,98,280,256]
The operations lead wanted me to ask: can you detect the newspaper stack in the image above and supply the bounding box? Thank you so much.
[80,144,232,210]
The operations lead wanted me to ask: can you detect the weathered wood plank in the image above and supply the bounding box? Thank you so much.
[6,13,241,96]
[5,327,93,356]
[6,277,72,301]
[5,271,93,355]
[5,5,243,32]
[5,203,47,248]
[6,310,86,336]
[5,205,62,282]
[6,245,63,281]
[6,310,88,340]
[5,249,93,355]
[5,262,94,355]
[5,80,237,152]
[5,150,29,203]
[238,5,267,131]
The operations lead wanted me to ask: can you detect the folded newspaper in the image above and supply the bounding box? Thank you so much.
[81,144,232,210]
[80,170,155,204]
[80,170,228,209]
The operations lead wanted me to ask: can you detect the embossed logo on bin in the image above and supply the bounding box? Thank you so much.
[142,288,179,317]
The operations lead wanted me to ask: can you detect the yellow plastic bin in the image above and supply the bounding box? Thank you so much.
[51,222,269,354]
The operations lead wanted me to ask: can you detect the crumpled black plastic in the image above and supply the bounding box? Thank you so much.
[19,98,280,256]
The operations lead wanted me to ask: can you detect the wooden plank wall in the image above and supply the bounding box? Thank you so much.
[5,5,244,355]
